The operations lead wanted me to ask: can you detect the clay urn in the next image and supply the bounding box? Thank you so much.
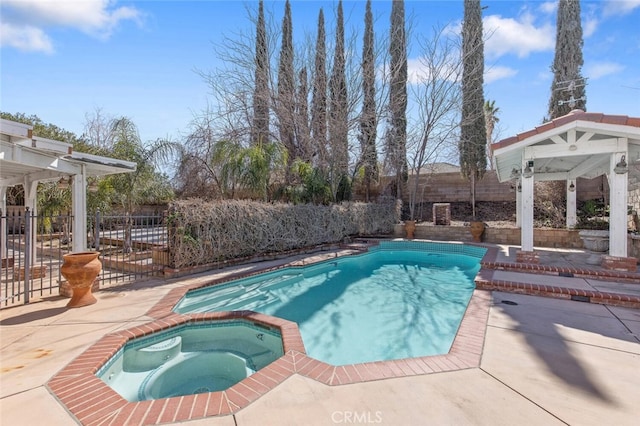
[404,220,416,239]
[61,251,102,308]
[469,221,485,243]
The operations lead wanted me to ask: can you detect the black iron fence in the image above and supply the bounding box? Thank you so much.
[1,209,167,308]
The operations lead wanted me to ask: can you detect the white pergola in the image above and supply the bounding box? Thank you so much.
[492,110,640,259]
[0,118,136,259]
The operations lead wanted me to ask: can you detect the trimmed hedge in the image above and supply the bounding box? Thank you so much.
[166,198,399,268]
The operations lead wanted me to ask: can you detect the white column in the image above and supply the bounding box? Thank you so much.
[566,180,577,228]
[23,177,39,264]
[521,169,535,251]
[515,179,522,227]
[71,167,88,252]
[609,152,628,258]
[0,186,6,261]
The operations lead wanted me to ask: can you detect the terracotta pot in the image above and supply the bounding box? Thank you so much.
[469,221,485,243]
[404,220,416,239]
[61,251,102,308]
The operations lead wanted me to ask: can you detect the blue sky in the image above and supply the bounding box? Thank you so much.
[2,0,639,150]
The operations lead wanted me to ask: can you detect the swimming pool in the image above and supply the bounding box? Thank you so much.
[175,241,486,366]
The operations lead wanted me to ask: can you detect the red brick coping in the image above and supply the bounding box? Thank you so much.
[480,247,640,309]
[47,295,491,425]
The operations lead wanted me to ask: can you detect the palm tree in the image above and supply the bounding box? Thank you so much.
[242,141,287,201]
[484,100,500,170]
[108,118,179,252]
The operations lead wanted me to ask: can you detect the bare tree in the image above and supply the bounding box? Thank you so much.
[406,25,463,220]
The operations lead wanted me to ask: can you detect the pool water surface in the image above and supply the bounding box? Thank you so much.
[175,242,485,365]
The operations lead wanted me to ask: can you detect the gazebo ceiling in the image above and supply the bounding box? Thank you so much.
[491,110,640,183]
[0,118,136,187]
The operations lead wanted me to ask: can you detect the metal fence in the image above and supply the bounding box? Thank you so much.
[1,209,167,308]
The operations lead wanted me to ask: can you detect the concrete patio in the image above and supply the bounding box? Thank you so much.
[1,243,639,425]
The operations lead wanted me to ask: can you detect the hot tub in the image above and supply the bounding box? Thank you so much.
[97,320,283,401]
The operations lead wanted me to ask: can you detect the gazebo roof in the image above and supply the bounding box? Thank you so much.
[0,118,136,187]
[491,110,640,183]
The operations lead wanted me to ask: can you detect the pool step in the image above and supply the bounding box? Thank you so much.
[222,292,278,311]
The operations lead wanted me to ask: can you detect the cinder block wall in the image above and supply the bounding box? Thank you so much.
[375,171,612,204]
[393,224,583,248]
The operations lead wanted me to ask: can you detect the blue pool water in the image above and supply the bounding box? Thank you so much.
[97,321,283,401]
[175,242,485,366]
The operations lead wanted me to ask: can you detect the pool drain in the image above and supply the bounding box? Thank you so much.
[194,387,210,394]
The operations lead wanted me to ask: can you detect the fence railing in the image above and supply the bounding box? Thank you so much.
[1,209,167,308]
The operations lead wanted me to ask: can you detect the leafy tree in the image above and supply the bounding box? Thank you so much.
[242,141,288,201]
[295,67,312,162]
[548,0,586,119]
[388,0,408,201]
[358,0,378,202]
[484,100,500,169]
[459,0,486,219]
[252,0,270,145]
[286,159,332,205]
[107,118,177,252]
[1,112,81,146]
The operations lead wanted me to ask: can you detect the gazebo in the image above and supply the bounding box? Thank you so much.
[491,110,640,271]
[0,118,136,259]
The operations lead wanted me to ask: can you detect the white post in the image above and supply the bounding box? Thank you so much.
[71,167,88,252]
[566,180,577,228]
[23,178,39,265]
[521,166,535,251]
[515,179,522,228]
[0,186,6,262]
[609,151,628,258]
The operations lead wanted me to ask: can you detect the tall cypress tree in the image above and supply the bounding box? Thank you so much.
[329,0,349,180]
[459,0,486,219]
[277,0,295,161]
[311,8,327,169]
[388,0,408,200]
[548,0,586,119]
[296,67,311,162]
[359,0,378,201]
[252,0,269,146]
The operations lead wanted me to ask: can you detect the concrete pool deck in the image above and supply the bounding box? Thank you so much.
[1,242,639,425]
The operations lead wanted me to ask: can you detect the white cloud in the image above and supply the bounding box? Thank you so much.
[485,66,517,84]
[484,14,555,59]
[583,17,599,38]
[0,21,53,53]
[539,1,557,14]
[603,0,640,16]
[1,0,143,52]
[585,62,625,79]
